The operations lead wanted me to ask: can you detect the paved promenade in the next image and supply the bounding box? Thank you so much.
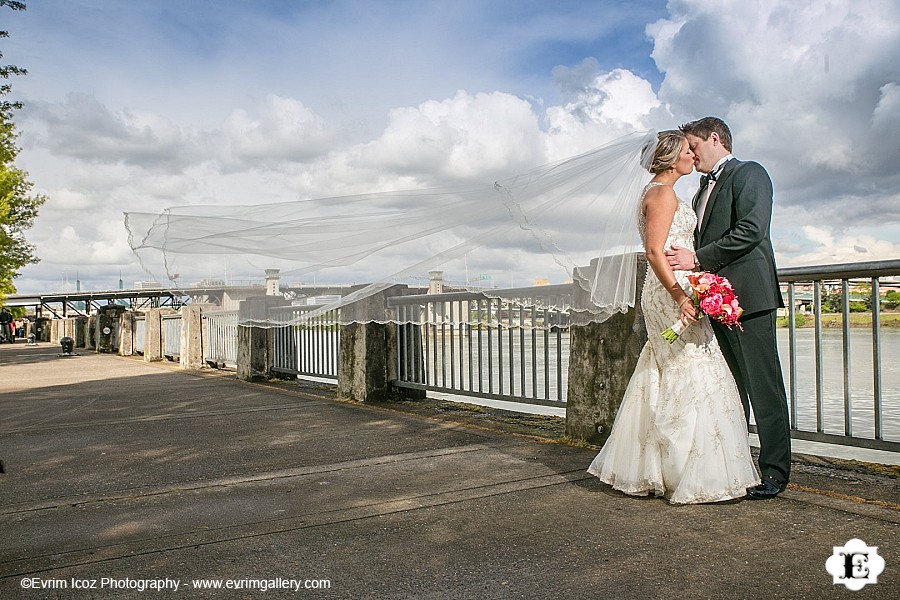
[1,342,897,598]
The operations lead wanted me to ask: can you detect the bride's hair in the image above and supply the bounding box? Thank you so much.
[643,130,685,174]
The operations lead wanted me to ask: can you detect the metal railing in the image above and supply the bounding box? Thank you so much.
[388,260,898,452]
[270,305,341,379]
[133,316,146,354]
[203,310,238,368]
[390,285,571,408]
[162,313,181,359]
[778,259,898,451]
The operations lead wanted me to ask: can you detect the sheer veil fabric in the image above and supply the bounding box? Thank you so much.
[125,131,658,326]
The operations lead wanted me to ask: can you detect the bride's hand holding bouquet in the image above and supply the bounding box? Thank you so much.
[662,272,743,343]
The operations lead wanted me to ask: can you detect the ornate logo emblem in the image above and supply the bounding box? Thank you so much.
[825,538,885,591]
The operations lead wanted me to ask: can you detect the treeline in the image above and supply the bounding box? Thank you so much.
[819,288,900,314]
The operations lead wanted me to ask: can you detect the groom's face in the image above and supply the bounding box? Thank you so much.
[685,133,721,174]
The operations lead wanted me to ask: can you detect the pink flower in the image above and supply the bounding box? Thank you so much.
[700,293,723,314]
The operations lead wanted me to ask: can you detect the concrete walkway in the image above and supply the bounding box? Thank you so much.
[1,343,897,598]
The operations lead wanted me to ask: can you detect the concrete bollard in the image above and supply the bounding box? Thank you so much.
[565,254,648,445]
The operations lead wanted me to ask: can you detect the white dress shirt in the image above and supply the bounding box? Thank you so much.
[696,154,733,231]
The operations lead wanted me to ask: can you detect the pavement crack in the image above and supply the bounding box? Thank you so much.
[0,445,490,515]
[0,469,590,578]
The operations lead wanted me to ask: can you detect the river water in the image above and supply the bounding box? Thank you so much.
[416,327,899,444]
[776,328,899,441]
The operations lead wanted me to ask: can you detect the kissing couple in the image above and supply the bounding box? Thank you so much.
[588,117,792,504]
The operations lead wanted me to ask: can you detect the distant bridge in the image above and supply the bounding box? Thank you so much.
[4,283,361,318]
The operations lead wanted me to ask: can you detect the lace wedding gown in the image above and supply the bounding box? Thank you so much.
[588,183,760,504]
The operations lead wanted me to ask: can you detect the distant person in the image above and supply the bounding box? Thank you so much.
[588,130,759,504]
[665,117,791,500]
[0,308,11,343]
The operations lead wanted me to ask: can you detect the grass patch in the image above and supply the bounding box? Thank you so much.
[554,435,599,450]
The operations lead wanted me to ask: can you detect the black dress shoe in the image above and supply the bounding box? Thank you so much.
[747,477,787,500]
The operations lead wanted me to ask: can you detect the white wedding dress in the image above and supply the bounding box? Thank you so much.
[588,183,760,504]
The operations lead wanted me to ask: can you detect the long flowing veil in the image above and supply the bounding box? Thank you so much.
[124,130,656,327]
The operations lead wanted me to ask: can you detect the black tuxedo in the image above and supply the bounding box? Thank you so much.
[694,158,791,484]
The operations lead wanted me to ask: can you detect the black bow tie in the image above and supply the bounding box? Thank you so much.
[701,169,720,187]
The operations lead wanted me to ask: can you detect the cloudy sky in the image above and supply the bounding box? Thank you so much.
[5,0,899,293]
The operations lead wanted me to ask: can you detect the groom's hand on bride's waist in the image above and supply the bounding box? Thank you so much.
[666,245,697,271]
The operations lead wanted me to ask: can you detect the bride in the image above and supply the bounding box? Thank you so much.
[587,130,760,504]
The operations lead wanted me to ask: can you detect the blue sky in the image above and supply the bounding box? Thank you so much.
[4,0,899,292]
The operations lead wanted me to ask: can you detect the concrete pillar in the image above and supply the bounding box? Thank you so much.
[236,296,290,381]
[237,323,271,381]
[50,319,60,345]
[144,308,164,362]
[64,318,75,340]
[118,311,135,356]
[85,316,97,350]
[179,305,205,369]
[73,317,89,347]
[565,254,648,445]
[337,284,416,403]
[339,322,390,402]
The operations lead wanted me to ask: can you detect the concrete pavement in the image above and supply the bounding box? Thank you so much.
[0,342,897,598]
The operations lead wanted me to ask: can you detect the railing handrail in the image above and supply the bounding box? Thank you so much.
[203,309,240,317]
[388,283,572,306]
[269,304,330,315]
[387,259,900,307]
[777,259,900,282]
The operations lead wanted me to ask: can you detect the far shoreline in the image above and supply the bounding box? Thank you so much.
[777,312,900,328]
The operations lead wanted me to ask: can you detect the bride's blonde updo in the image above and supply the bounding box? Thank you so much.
[642,130,686,174]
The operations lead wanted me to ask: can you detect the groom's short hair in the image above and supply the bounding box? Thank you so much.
[680,117,733,152]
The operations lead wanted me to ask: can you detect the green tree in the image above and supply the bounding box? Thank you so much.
[884,290,900,310]
[820,289,842,313]
[1,0,46,300]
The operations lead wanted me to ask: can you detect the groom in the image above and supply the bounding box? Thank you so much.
[666,117,791,499]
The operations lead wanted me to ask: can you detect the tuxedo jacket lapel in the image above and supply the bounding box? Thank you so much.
[698,158,738,235]
[691,184,703,211]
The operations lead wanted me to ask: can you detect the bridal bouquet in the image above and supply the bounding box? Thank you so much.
[661,272,744,343]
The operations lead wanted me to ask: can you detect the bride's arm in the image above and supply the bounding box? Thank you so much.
[643,188,698,322]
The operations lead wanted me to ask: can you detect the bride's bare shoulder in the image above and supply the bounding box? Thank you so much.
[641,184,677,213]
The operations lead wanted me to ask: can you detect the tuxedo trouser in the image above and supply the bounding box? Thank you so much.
[711,309,792,483]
